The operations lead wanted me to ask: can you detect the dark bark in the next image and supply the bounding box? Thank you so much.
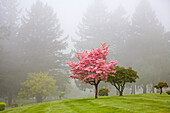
[113,82,125,96]
[119,91,123,96]
[94,80,101,99]
[95,84,98,99]
[160,88,162,94]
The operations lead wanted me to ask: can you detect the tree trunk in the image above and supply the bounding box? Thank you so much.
[143,85,147,94]
[119,91,123,96]
[36,95,43,103]
[94,84,98,99]
[8,94,12,106]
[160,88,162,94]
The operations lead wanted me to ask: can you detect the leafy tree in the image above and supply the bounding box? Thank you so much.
[18,72,58,103]
[107,66,139,96]
[154,82,168,94]
[67,43,118,99]
[19,1,69,92]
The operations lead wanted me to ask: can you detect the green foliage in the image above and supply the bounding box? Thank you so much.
[154,82,168,95]
[107,66,139,96]
[59,92,65,99]
[0,102,6,111]
[166,90,170,95]
[99,88,109,96]
[154,82,168,89]
[18,72,58,103]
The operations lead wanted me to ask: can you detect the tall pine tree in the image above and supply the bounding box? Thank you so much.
[76,0,109,51]
[19,1,69,92]
[0,0,23,106]
[117,0,169,93]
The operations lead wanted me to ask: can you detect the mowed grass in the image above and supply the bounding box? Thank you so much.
[1,93,170,113]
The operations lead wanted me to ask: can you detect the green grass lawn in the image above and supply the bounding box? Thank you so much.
[1,93,170,113]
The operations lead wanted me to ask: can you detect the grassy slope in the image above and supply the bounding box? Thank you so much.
[1,93,170,113]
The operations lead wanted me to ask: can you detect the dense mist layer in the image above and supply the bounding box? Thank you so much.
[0,0,170,106]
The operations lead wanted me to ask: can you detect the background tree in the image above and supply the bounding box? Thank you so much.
[19,1,69,93]
[117,0,170,93]
[107,5,130,58]
[154,82,168,94]
[107,66,139,96]
[75,0,109,51]
[0,0,23,106]
[74,80,93,91]
[74,1,129,91]
[18,72,58,103]
[67,43,118,99]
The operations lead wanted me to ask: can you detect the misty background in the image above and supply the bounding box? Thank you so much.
[0,0,170,106]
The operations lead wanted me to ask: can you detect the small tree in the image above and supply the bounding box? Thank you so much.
[154,82,168,94]
[18,72,58,103]
[107,66,139,96]
[67,43,118,99]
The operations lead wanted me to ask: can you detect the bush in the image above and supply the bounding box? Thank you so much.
[166,90,170,95]
[99,88,109,96]
[0,102,6,111]
[11,104,18,108]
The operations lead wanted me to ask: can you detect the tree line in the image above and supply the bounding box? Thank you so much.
[0,0,170,106]
[0,0,69,106]
[74,0,170,94]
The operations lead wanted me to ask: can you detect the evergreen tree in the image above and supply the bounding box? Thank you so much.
[19,1,69,92]
[107,5,130,57]
[117,0,170,93]
[76,0,109,51]
[0,0,22,106]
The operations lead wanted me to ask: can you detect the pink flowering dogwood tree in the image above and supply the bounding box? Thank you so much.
[66,43,118,98]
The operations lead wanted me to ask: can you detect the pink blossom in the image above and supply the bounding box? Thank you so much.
[66,43,118,84]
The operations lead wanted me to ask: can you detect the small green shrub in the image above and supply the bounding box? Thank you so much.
[99,88,109,96]
[11,104,18,108]
[0,102,6,111]
[166,90,170,95]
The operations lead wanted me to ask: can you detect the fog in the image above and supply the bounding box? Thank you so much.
[0,0,170,106]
